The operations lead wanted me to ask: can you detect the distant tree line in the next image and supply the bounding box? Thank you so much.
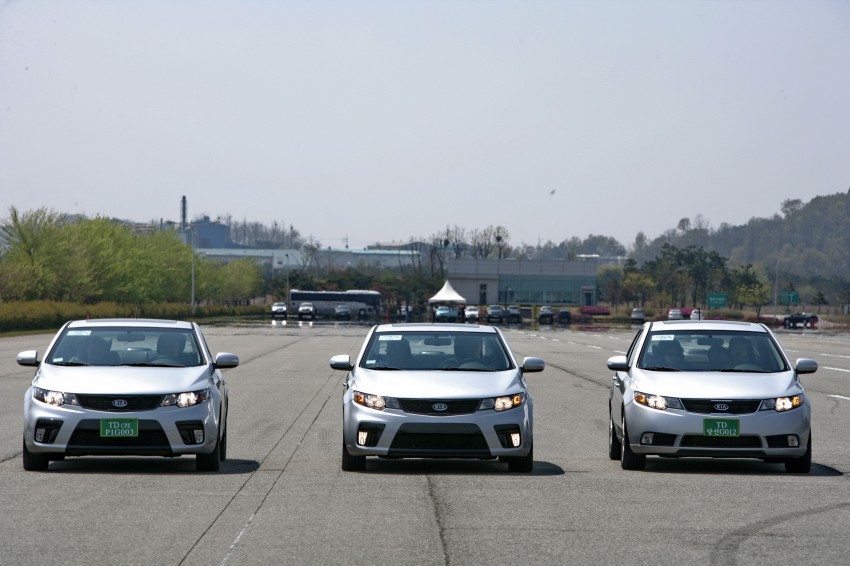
[0,208,263,306]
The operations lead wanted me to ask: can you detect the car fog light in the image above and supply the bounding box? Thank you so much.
[358,430,369,446]
[788,435,799,447]
[194,429,204,444]
[35,428,46,442]
[641,433,654,445]
[510,432,521,447]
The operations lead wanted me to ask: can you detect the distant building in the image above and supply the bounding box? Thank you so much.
[446,257,598,306]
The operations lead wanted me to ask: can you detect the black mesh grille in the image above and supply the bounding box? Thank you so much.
[398,399,481,415]
[390,432,489,452]
[66,420,172,455]
[680,435,762,448]
[76,394,164,412]
[681,399,761,415]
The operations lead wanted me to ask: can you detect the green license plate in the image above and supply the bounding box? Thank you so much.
[704,418,739,437]
[100,418,139,438]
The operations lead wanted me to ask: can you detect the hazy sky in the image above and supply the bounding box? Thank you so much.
[1,1,848,250]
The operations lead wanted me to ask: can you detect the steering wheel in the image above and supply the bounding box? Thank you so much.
[732,363,762,371]
[440,358,491,370]
[152,357,181,365]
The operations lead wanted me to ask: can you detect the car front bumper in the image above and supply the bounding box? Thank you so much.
[343,399,532,459]
[623,401,811,458]
[23,394,220,458]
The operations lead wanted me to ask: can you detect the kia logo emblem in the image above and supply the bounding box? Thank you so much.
[432,403,448,412]
[713,403,730,412]
[112,399,128,408]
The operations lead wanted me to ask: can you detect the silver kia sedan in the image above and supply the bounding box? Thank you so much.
[19,318,238,472]
[330,323,544,472]
[608,320,817,472]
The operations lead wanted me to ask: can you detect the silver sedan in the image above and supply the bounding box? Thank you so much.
[19,318,238,472]
[607,320,817,472]
[330,323,544,472]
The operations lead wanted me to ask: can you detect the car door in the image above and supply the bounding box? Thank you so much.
[610,326,645,429]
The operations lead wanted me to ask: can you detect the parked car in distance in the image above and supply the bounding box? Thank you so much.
[690,308,703,320]
[506,305,522,324]
[271,302,287,318]
[464,305,479,322]
[783,312,818,329]
[298,302,317,320]
[667,308,683,320]
[329,323,544,472]
[538,305,554,324]
[487,305,504,323]
[334,304,352,320]
[607,319,817,473]
[630,308,645,324]
[19,318,239,471]
[557,308,572,325]
[434,305,459,323]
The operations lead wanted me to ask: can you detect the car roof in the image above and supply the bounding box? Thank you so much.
[648,319,768,333]
[65,318,194,329]
[372,322,500,334]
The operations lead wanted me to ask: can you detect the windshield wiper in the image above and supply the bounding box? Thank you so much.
[641,366,680,372]
[439,367,491,372]
[718,368,772,373]
[51,361,88,366]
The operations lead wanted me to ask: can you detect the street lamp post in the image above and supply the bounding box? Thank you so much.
[190,226,196,316]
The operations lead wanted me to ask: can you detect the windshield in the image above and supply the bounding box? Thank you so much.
[47,326,203,367]
[361,331,514,371]
[638,330,788,373]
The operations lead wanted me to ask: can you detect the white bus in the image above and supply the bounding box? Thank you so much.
[289,289,383,320]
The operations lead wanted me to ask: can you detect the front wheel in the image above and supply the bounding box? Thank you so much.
[620,416,646,470]
[22,438,49,471]
[196,429,221,472]
[508,443,534,473]
[341,440,366,471]
[608,414,621,460]
[785,434,812,473]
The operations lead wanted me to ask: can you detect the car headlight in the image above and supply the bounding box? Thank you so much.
[160,389,210,408]
[33,387,80,407]
[634,391,683,411]
[478,393,524,411]
[352,390,400,411]
[760,395,803,412]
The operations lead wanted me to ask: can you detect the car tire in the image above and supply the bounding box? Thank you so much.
[608,413,622,461]
[22,438,49,471]
[507,443,534,473]
[341,439,366,472]
[620,415,646,471]
[219,423,227,462]
[196,429,221,472]
[785,433,812,473]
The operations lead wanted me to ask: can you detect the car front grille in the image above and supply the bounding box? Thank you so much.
[680,435,762,449]
[680,399,762,415]
[76,394,164,412]
[66,419,173,456]
[387,423,492,458]
[398,399,481,415]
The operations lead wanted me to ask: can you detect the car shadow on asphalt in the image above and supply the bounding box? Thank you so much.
[355,459,565,476]
[642,458,842,477]
[39,457,261,475]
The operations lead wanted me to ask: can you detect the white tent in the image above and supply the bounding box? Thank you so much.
[428,280,467,304]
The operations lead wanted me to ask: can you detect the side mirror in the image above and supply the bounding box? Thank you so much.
[794,358,818,375]
[521,356,545,373]
[607,355,629,371]
[330,355,354,371]
[17,350,39,367]
[213,352,240,369]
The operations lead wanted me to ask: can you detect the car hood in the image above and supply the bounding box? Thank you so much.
[351,368,523,399]
[631,370,801,399]
[33,364,213,395]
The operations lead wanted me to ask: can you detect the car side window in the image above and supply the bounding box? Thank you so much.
[625,328,644,366]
